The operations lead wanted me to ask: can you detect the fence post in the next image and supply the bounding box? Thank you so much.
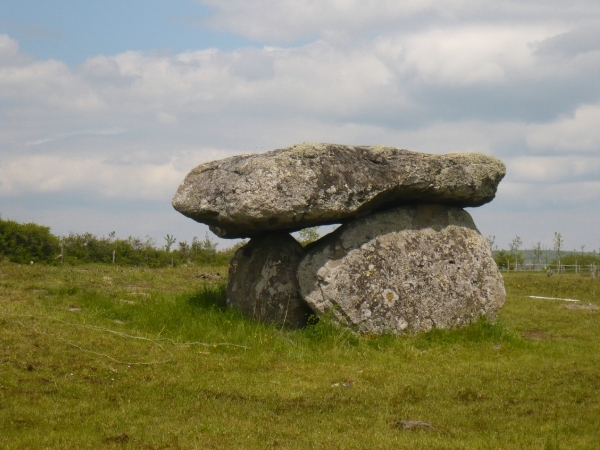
[112,249,115,264]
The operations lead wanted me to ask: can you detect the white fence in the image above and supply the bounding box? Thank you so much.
[498,262,599,277]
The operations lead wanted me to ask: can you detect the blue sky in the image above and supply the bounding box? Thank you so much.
[1,0,599,252]
[0,1,251,64]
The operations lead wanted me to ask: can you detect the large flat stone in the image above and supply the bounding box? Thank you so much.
[172,143,505,238]
[297,204,505,334]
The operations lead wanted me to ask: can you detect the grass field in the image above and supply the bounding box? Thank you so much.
[1,262,599,449]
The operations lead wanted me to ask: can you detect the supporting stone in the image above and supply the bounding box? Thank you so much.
[227,233,312,328]
[298,204,505,334]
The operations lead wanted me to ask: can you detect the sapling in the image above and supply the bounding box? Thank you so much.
[508,235,524,268]
[164,234,177,252]
[554,232,563,269]
[532,242,543,268]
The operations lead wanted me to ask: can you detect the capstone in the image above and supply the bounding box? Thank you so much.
[172,143,505,238]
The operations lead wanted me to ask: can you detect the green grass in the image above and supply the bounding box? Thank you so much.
[1,263,599,449]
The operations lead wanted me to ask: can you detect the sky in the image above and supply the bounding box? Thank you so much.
[1,0,599,253]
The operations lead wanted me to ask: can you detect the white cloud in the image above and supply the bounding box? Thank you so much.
[156,111,179,125]
[0,31,597,201]
[1,69,101,113]
[0,34,20,63]
[508,156,600,182]
[532,25,600,57]
[0,155,183,200]
[199,0,445,43]
[0,140,238,199]
[1,23,592,151]
[1,0,600,246]
[498,180,600,205]
[198,0,600,44]
[398,25,559,86]
[80,55,123,79]
[24,128,126,147]
[526,104,600,153]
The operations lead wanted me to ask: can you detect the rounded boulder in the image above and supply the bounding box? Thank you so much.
[298,204,505,334]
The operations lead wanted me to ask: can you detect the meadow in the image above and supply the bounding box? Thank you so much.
[0,262,598,449]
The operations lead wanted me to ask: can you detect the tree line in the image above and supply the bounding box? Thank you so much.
[487,233,600,268]
[2,215,598,268]
[0,215,241,267]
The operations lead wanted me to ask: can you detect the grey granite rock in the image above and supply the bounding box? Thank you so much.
[226,233,312,328]
[297,204,505,334]
[172,143,505,238]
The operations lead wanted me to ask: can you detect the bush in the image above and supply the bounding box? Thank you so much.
[552,253,600,266]
[0,216,60,263]
[493,250,524,269]
[0,215,235,268]
[61,233,174,267]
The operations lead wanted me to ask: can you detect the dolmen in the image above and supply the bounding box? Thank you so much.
[173,143,506,334]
